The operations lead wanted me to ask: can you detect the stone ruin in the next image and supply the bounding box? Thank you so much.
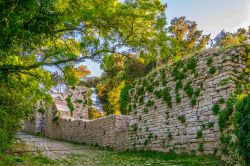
[23,46,249,164]
[51,86,89,119]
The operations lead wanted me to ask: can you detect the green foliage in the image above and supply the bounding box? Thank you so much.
[162,87,172,108]
[52,116,59,122]
[37,108,45,114]
[132,123,138,132]
[218,109,230,130]
[212,104,220,115]
[175,81,183,93]
[198,143,204,152]
[191,98,197,107]
[207,57,213,66]
[220,134,231,145]
[119,84,132,115]
[168,133,173,140]
[186,56,197,73]
[154,90,162,99]
[175,93,181,104]
[194,89,201,97]
[218,98,225,104]
[196,130,203,138]
[144,108,149,114]
[171,61,186,81]
[148,133,154,140]
[154,80,160,87]
[137,87,145,96]
[146,84,154,93]
[184,82,194,98]
[66,96,74,116]
[168,16,210,59]
[234,94,250,164]
[139,96,144,105]
[177,115,186,123]
[146,100,155,107]
[207,122,214,128]
[208,66,217,74]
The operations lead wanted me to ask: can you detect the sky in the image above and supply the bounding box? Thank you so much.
[84,0,250,77]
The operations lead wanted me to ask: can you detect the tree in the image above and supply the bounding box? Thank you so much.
[212,27,250,47]
[167,17,210,61]
[0,0,168,152]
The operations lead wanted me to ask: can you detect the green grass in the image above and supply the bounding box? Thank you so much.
[57,151,222,166]
[0,140,54,165]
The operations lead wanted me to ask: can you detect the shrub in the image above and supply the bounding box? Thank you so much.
[146,84,154,93]
[144,108,149,113]
[208,66,217,74]
[146,100,155,107]
[132,123,138,132]
[154,80,160,87]
[194,88,201,97]
[207,122,214,128]
[212,104,220,115]
[197,130,203,138]
[154,90,162,99]
[234,94,250,164]
[52,115,59,122]
[139,96,144,105]
[186,56,197,73]
[168,132,173,140]
[191,98,197,107]
[137,86,144,95]
[162,87,172,108]
[177,115,186,123]
[119,84,132,115]
[37,108,45,114]
[184,82,193,98]
[176,93,181,103]
[218,98,225,104]
[207,57,213,66]
[218,109,230,130]
[175,81,183,93]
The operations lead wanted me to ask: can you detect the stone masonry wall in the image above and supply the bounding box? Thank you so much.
[23,112,44,133]
[43,104,131,150]
[22,46,248,156]
[128,46,247,154]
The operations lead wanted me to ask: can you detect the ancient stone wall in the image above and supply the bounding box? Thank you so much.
[128,46,247,154]
[22,46,248,157]
[43,104,131,150]
[23,112,44,133]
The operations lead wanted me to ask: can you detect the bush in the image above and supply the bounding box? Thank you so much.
[208,66,217,74]
[177,115,186,123]
[120,84,132,115]
[37,108,45,114]
[184,82,193,98]
[162,87,172,108]
[212,104,220,115]
[186,56,197,73]
[234,94,250,164]
[196,130,203,138]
